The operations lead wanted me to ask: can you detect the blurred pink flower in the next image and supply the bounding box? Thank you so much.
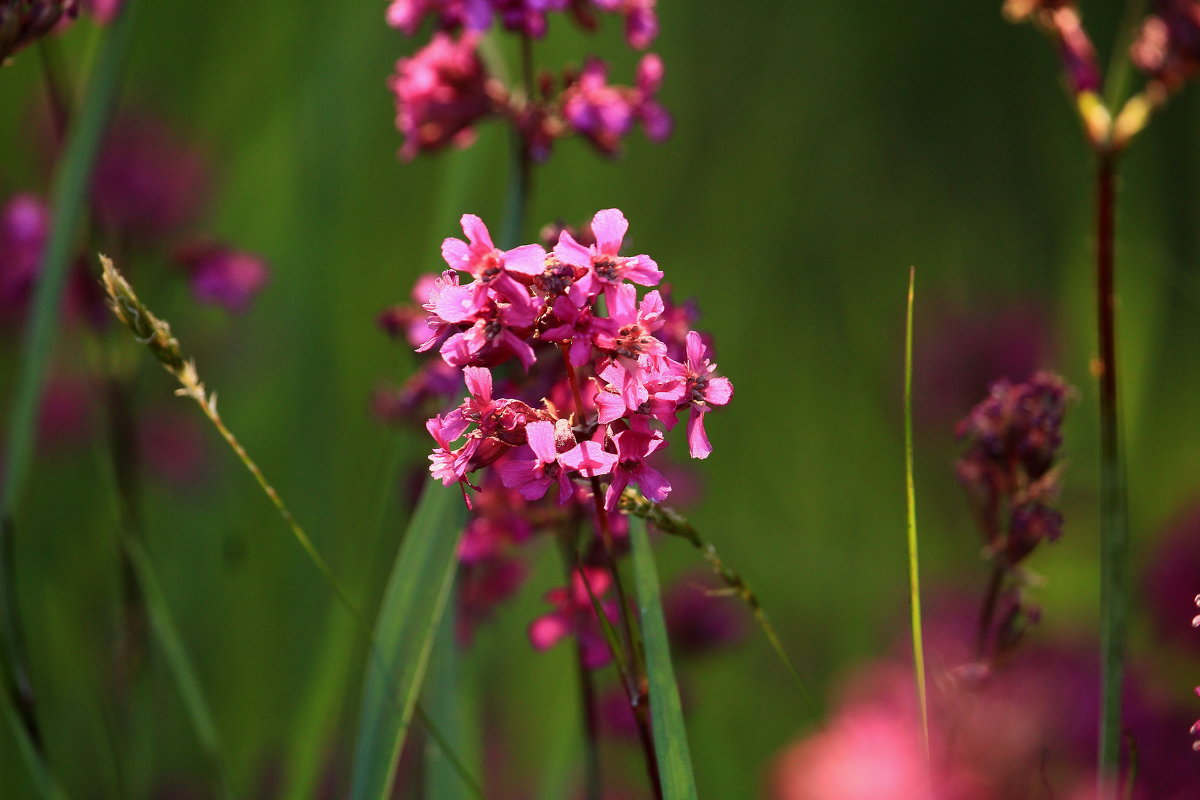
[174,242,269,312]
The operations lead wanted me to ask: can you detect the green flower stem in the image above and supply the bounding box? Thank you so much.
[903,266,931,777]
[1096,150,1129,799]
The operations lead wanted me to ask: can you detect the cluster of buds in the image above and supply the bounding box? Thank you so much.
[1006,0,1200,150]
[956,372,1071,662]
[0,1,77,63]
[382,208,731,658]
[385,0,669,161]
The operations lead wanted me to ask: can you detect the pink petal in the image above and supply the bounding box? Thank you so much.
[528,614,570,651]
[594,390,627,424]
[433,282,481,323]
[441,237,472,271]
[590,208,628,254]
[525,420,558,464]
[704,376,733,406]
[502,243,547,276]
[624,254,663,286]
[635,463,671,501]
[569,334,593,367]
[463,365,492,401]
[686,408,713,459]
[554,231,593,269]
[460,213,493,250]
[685,331,707,368]
[560,441,618,476]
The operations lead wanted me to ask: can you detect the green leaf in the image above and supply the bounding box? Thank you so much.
[628,517,698,800]
[349,479,468,800]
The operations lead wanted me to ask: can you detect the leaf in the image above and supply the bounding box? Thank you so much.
[119,535,235,800]
[348,479,468,800]
[628,517,698,800]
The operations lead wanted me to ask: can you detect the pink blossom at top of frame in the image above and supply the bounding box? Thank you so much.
[389,32,494,161]
[1051,8,1102,94]
[174,242,269,313]
[560,56,672,156]
[1132,0,1200,91]
[0,193,50,316]
[90,114,211,240]
[386,0,492,35]
[81,0,122,24]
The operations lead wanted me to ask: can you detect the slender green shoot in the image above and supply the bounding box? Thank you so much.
[903,266,931,777]
[628,517,698,800]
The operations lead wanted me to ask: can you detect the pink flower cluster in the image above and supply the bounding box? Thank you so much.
[382,208,731,658]
[422,208,731,507]
[1003,1,1101,96]
[385,0,669,161]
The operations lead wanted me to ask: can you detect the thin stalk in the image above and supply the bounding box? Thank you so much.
[557,521,601,800]
[0,7,141,789]
[1096,151,1129,798]
[974,562,1005,661]
[903,266,931,779]
[99,256,484,799]
[557,345,660,799]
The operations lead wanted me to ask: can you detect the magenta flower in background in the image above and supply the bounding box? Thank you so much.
[529,566,618,669]
[560,54,672,156]
[913,302,1054,428]
[388,32,496,161]
[0,1,78,62]
[1132,0,1200,92]
[91,114,211,240]
[80,0,121,24]
[174,243,269,313]
[663,570,746,656]
[0,193,50,317]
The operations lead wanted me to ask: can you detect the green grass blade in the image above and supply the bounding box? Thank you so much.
[1,687,69,800]
[118,535,236,800]
[0,0,140,520]
[903,266,931,774]
[628,517,698,800]
[423,601,482,800]
[348,479,468,800]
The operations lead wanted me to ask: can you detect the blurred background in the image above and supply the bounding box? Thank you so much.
[3,2,1200,797]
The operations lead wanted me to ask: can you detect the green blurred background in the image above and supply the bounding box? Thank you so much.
[3,2,1200,797]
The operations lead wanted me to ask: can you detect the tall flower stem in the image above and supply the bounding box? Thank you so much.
[903,266,931,778]
[557,520,602,800]
[1096,149,1129,797]
[557,345,662,800]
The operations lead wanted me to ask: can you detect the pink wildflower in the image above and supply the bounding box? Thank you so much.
[528,566,618,669]
[385,0,492,35]
[560,57,671,155]
[677,331,732,459]
[175,242,270,313]
[554,207,662,297]
[498,419,576,503]
[440,213,546,312]
[0,193,49,316]
[90,114,211,240]
[604,418,670,510]
[388,33,495,161]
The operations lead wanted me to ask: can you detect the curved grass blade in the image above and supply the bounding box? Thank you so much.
[348,478,468,800]
[628,517,697,800]
[903,266,931,774]
[118,535,236,799]
[1,686,69,800]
